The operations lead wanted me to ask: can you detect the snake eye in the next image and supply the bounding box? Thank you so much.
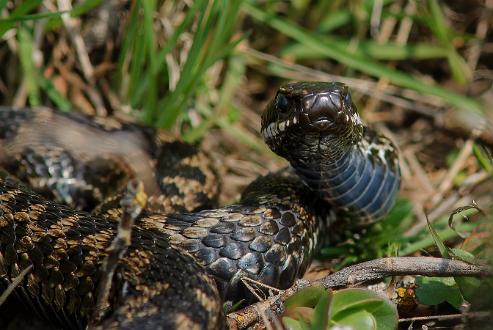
[277,93,290,113]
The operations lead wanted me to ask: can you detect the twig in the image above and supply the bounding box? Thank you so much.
[317,257,490,287]
[431,138,475,207]
[57,0,106,115]
[89,180,147,326]
[398,311,491,323]
[404,148,435,195]
[57,0,94,82]
[365,0,415,114]
[466,0,492,71]
[226,257,491,329]
[242,48,445,113]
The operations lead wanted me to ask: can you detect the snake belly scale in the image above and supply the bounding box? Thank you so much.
[0,82,400,329]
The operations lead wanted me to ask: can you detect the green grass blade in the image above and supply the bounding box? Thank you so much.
[0,0,42,37]
[243,1,482,113]
[0,0,7,11]
[38,75,71,112]
[0,10,67,23]
[423,0,471,84]
[17,25,40,106]
[318,10,352,32]
[283,40,449,61]
[156,0,241,128]
[131,0,203,121]
[70,0,103,17]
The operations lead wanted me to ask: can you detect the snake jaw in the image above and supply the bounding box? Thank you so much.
[260,116,298,141]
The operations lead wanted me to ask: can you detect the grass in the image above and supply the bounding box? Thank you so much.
[242,0,482,113]
[0,0,490,260]
[0,0,492,327]
[0,2,489,239]
[117,0,243,128]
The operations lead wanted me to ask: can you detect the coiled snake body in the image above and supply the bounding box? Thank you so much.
[0,82,400,329]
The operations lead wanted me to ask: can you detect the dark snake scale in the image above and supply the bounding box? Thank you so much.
[0,82,400,329]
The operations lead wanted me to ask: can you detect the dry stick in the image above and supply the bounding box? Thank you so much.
[57,0,106,116]
[365,0,414,115]
[430,138,475,207]
[428,170,491,220]
[57,0,94,81]
[226,257,491,329]
[242,48,444,114]
[409,170,490,235]
[402,147,436,235]
[466,0,493,71]
[403,147,435,195]
[398,311,491,323]
[89,180,147,326]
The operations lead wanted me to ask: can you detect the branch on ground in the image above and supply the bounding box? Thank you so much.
[226,256,492,329]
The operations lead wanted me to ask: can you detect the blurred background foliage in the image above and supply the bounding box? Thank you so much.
[0,0,491,138]
[0,1,492,327]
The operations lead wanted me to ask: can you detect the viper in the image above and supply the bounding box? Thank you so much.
[0,82,400,329]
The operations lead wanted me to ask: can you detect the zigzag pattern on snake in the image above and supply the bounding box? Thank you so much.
[0,82,400,329]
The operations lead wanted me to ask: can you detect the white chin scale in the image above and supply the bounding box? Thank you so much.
[261,116,298,140]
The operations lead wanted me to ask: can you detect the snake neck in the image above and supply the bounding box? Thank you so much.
[281,126,400,223]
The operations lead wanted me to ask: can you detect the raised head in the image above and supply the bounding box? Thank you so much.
[261,82,364,158]
[261,82,363,136]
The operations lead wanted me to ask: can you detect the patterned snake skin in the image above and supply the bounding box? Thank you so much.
[0,82,400,329]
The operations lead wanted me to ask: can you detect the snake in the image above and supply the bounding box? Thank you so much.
[0,81,400,329]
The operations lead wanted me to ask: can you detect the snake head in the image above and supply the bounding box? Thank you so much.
[261,82,363,144]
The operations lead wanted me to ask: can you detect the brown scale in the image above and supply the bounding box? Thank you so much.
[0,107,219,214]
[0,107,330,329]
[0,171,223,329]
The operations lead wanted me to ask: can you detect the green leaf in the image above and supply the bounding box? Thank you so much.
[332,298,384,317]
[284,286,332,330]
[427,0,450,42]
[473,143,493,174]
[415,276,464,309]
[427,216,450,258]
[330,289,398,330]
[454,276,481,302]
[331,309,376,330]
[312,288,331,330]
[398,216,481,256]
[285,285,328,309]
[282,316,311,330]
[447,204,483,239]
[456,276,493,309]
[450,248,476,264]
[422,0,471,84]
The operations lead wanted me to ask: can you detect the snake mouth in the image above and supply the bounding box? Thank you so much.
[261,116,299,140]
[260,115,331,141]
